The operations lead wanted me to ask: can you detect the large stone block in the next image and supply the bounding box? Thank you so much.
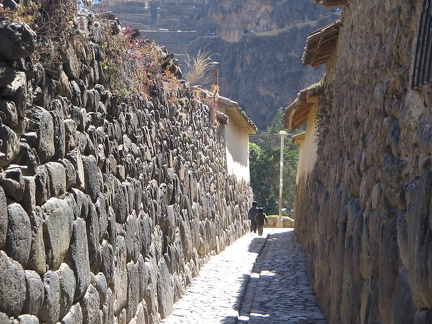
[50,100,66,160]
[61,158,77,191]
[39,270,61,324]
[5,202,32,266]
[134,302,149,324]
[137,255,146,302]
[87,203,100,266]
[0,121,20,167]
[391,270,416,323]
[57,263,76,319]
[139,211,153,257]
[0,250,26,316]
[100,240,114,288]
[23,270,44,316]
[161,204,176,242]
[0,23,36,60]
[125,212,141,262]
[113,178,127,223]
[114,236,128,313]
[143,258,158,315]
[406,169,432,309]
[42,197,74,270]
[17,314,39,323]
[126,261,139,322]
[35,165,50,205]
[64,119,77,152]
[0,98,18,129]
[46,162,67,198]
[0,61,16,87]
[0,167,25,202]
[102,288,114,324]
[378,216,399,324]
[22,176,36,214]
[157,257,173,319]
[70,188,91,220]
[69,218,91,301]
[28,106,55,163]
[95,194,109,241]
[82,155,102,202]
[60,303,83,324]
[63,47,80,81]
[0,186,7,248]
[27,207,46,275]
[92,273,108,306]
[70,80,82,107]
[82,284,100,324]
[0,71,27,119]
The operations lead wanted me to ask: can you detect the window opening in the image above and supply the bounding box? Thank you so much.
[412,0,432,89]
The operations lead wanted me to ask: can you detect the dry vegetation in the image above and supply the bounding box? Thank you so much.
[2,0,218,122]
[3,0,181,100]
[184,49,214,86]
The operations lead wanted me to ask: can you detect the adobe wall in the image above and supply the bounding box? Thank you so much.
[295,0,432,323]
[0,14,252,323]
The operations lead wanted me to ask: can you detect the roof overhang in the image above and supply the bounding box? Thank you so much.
[313,0,347,8]
[292,132,306,145]
[284,82,323,130]
[302,19,341,67]
[217,96,258,134]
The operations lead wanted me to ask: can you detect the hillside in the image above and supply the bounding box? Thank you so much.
[96,0,340,129]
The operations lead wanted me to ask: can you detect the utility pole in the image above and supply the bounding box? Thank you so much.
[277,130,287,228]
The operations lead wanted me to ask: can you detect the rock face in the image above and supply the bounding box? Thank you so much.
[0,14,252,322]
[295,0,432,323]
[105,0,338,129]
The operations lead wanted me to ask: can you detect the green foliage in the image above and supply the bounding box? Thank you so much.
[249,108,299,214]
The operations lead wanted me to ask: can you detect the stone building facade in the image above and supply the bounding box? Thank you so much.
[288,0,432,322]
[0,12,253,323]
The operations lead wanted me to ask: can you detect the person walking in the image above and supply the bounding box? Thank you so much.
[255,207,268,236]
[1,0,17,11]
[248,201,258,233]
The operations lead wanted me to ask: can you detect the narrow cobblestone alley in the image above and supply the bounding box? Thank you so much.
[161,229,326,323]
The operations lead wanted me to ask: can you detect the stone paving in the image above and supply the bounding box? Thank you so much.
[161,228,326,323]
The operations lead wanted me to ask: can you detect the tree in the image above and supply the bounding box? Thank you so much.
[249,108,299,214]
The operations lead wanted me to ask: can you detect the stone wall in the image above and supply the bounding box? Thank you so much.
[295,0,432,323]
[0,13,252,323]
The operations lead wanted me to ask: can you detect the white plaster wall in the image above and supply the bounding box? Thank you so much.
[225,123,251,183]
[296,104,318,184]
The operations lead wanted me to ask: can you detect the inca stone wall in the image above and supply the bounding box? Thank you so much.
[295,0,432,323]
[0,13,252,323]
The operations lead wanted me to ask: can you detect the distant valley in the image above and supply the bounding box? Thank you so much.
[96,0,340,129]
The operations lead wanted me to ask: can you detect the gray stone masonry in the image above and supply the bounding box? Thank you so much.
[0,13,252,323]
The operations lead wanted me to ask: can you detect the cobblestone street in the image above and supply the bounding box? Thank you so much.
[162,228,326,323]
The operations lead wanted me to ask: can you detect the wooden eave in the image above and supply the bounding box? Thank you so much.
[302,19,341,67]
[292,131,306,145]
[314,0,347,7]
[216,111,229,124]
[217,96,258,134]
[284,84,321,130]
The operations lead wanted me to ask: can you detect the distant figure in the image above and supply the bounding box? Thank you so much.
[248,201,258,234]
[255,207,268,236]
[1,0,17,11]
